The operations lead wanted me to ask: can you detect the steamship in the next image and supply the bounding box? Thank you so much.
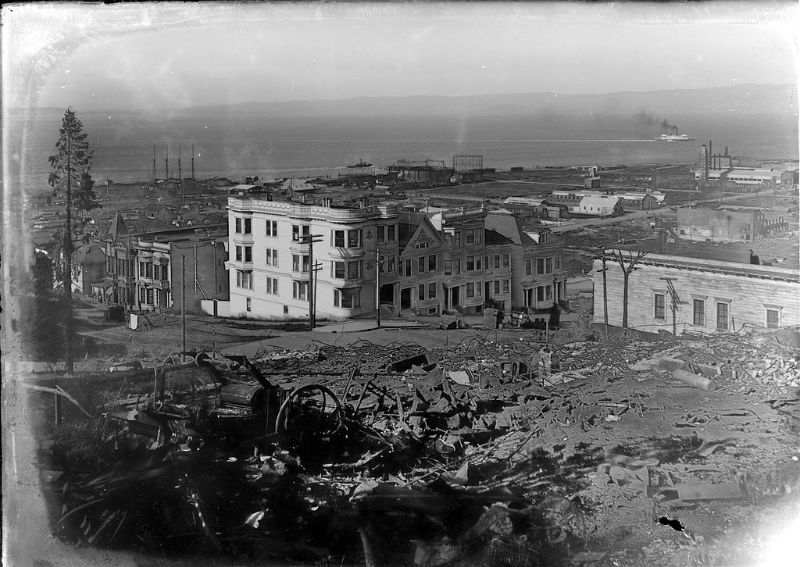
[655,133,694,142]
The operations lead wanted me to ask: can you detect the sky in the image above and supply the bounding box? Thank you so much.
[3,2,799,110]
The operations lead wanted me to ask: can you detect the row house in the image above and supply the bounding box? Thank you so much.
[222,198,567,321]
[133,226,228,313]
[484,212,567,312]
[101,213,137,307]
[392,209,566,317]
[592,244,800,334]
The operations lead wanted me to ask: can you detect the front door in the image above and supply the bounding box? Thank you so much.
[400,287,412,310]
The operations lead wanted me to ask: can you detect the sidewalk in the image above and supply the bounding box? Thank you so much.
[313,317,426,334]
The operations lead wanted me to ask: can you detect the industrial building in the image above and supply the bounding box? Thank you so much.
[677,207,790,243]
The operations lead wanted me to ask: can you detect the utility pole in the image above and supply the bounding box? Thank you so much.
[181,254,186,362]
[660,277,681,338]
[375,248,381,327]
[165,146,169,181]
[178,143,182,181]
[600,251,609,341]
[153,145,156,183]
[299,234,323,330]
[191,143,195,181]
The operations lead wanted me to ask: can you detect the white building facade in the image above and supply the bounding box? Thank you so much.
[226,197,399,320]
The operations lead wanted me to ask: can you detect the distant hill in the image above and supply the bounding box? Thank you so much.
[177,83,796,117]
[13,83,795,119]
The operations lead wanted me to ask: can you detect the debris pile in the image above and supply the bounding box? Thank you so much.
[39,326,800,565]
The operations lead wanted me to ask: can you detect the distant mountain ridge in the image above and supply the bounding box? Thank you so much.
[182,83,796,117]
[14,83,796,117]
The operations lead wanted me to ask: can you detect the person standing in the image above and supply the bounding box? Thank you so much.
[542,347,552,380]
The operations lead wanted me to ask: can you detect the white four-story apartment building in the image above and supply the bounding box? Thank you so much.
[226,196,399,320]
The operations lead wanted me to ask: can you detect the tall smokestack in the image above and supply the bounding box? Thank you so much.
[191,143,195,180]
[165,146,169,180]
[178,143,182,181]
[724,146,728,156]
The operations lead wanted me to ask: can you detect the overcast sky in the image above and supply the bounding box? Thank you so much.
[3,2,798,110]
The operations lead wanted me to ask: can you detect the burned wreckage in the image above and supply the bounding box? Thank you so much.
[51,348,557,565]
[46,330,800,565]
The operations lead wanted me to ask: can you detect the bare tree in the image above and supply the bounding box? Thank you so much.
[608,248,647,329]
[48,108,98,373]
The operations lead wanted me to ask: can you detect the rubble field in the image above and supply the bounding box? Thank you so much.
[27,325,800,566]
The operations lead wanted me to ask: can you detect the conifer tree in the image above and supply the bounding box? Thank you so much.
[48,108,98,373]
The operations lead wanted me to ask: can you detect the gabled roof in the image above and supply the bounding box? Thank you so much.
[400,214,446,256]
[107,212,128,242]
[484,211,536,246]
[484,229,514,246]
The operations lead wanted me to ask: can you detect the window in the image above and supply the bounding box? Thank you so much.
[418,284,425,301]
[466,283,475,298]
[293,281,308,300]
[244,246,252,263]
[455,232,461,247]
[236,270,253,290]
[494,255,501,269]
[654,293,666,320]
[444,260,453,275]
[236,246,242,262]
[334,261,345,279]
[235,217,242,233]
[266,220,278,237]
[387,256,396,272]
[292,254,309,272]
[428,255,437,272]
[466,229,475,244]
[387,225,396,241]
[244,218,252,234]
[504,280,511,295]
[266,277,278,295]
[525,259,533,276]
[428,283,437,299]
[266,249,278,267]
[334,230,345,247]
[404,259,412,277]
[347,261,360,279]
[537,286,545,302]
[467,256,475,271]
[716,302,729,330]
[555,255,561,269]
[377,226,385,242]
[347,229,360,248]
[766,308,780,329]
[335,289,360,309]
[246,297,252,312]
[503,254,510,269]
[545,258,552,273]
[494,281,501,295]
[454,260,461,275]
[693,299,705,326]
[293,224,310,241]
[418,256,425,273]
